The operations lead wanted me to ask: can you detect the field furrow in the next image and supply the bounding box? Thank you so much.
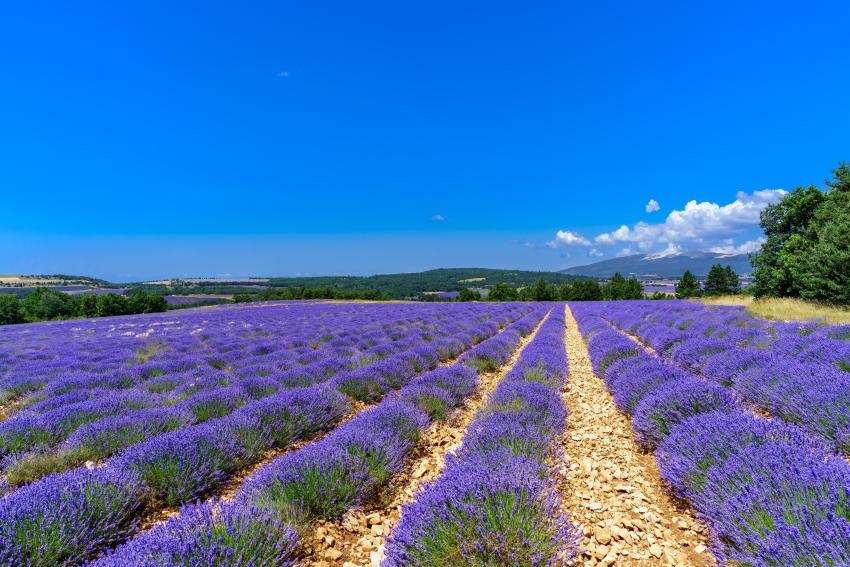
[559,305,710,566]
[305,307,553,566]
[573,302,850,565]
[85,307,549,566]
[382,304,580,566]
[3,299,849,566]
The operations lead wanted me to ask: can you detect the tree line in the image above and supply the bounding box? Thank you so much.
[459,273,645,302]
[750,162,850,304]
[0,289,167,325]
[232,287,388,303]
[674,264,741,298]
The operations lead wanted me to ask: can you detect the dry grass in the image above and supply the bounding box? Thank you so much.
[699,295,850,324]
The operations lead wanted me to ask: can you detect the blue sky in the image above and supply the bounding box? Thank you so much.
[1,1,848,281]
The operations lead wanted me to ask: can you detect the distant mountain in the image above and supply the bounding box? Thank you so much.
[560,251,752,279]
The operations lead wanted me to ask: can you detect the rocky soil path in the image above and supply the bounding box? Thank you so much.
[305,310,552,567]
[557,305,712,566]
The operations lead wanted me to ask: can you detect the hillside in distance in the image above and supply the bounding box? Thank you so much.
[261,268,583,298]
[560,251,752,279]
[125,268,587,299]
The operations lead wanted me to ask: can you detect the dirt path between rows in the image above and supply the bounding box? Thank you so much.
[305,310,552,567]
[557,305,711,566]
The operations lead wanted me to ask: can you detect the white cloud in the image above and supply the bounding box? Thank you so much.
[431,214,445,222]
[709,237,766,255]
[588,248,603,257]
[645,199,660,213]
[278,71,290,78]
[616,247,635,257]
[547,230,591,248]
[549,189,786,253]
[594,224,631,245]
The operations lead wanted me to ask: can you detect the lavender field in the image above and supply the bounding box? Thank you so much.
[0,300,848,566]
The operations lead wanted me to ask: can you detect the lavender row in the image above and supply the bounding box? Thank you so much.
[88,308,548,566]
[385,305,581,566]
[0,306,523,495]
[0,302,523,419]
[0,302,527,413]
[571,303,850,565]
[0,384,348,566]
[0,306,540,565]
[598,300,850,453]
[0,305,530,486]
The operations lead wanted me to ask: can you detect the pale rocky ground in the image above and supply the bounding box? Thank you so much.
[304,311,552,567]
[303,306,715,566]
[558,306,712,566]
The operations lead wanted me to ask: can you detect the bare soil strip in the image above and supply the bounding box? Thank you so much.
[558,305,711,566]
[306,310,553,567]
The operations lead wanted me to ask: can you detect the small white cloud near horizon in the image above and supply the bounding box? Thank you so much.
[550,188,785,257]
[431,214,445,222]
[588,248,603,257]
[645,199,660,213]
[278,71,290,78]
[547,230,591,248]
[709,237,765,255]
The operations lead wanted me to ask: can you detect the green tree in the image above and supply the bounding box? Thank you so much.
[724,265,740,294]
[77,294,99,317]
[602,272,627,300]
[528,279,557,301]
[751,162,850,303]
[458,288,481,301]
[488,283,519,301]
[623,276,644,299]
[750,185,826,297]
[558,283,573,301]
[487,283,519,301]
[20,288,74,321]
[703,264,731,296]
[795,164,850,303]
[127,290,168,313]
[0,295,23,325]
[95,294,130,317]
[675,270,701,299]
[569,280,603,301]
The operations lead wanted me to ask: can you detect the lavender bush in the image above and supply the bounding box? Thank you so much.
[90,499,298,567]
[0,468,147,566]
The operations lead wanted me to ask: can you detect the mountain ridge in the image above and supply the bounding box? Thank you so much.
[560,251,752,278]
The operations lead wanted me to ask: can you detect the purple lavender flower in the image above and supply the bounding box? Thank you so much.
[384,451,579,566]
[656,409,820,497]
[0,467,147,565]
[90,500,298,567]
[632,378,738,449]
[701,441,850,566]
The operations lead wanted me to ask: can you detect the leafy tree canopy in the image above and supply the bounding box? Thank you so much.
[751,162,850,303]
[675,270,701,298]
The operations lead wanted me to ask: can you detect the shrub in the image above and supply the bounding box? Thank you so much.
[91,500,298,567]
[632,379,738,449]
[0,468,146,566]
